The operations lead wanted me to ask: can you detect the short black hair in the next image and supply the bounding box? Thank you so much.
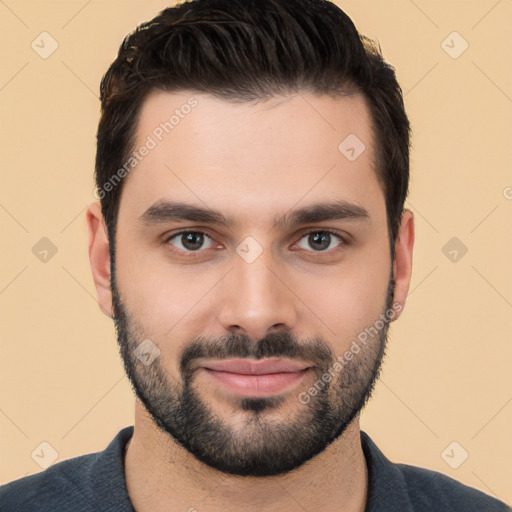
[95,0,411,259]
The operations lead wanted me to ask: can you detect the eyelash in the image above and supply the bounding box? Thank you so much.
[162,229,350,258]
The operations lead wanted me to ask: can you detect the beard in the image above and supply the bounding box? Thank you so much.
[111,265,394,477]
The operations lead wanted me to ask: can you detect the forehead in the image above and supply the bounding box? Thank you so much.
[118,90,383,228]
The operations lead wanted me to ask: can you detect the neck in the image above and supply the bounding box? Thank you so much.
[125,400,368,512]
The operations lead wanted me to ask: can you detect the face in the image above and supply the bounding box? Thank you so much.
[110,90,397,477]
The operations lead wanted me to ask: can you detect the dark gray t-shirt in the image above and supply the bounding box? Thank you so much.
[0,426,509,511]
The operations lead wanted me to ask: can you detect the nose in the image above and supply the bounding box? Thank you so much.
[216,249,298,341]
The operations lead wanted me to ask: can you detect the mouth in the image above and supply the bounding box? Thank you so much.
[198,358,314,397]
[202,357,312,374]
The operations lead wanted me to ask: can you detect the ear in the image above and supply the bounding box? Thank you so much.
[86,202,113,318]
[390,209,414,321]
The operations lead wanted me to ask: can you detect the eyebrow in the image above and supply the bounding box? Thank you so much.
[137,199,370,230]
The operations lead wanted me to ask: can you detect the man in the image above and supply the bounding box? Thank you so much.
[1,0,509,510]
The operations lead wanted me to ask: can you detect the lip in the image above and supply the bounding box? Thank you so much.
[200,358,312,375]
[199,358,314,397]
[203,368,311,397]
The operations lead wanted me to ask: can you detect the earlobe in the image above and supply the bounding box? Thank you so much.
[390,209,414,321]
[85,202,114,318]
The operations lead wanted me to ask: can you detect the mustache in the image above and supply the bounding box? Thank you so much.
[180,331,334,377]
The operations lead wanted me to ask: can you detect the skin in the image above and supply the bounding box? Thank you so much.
[86,90,414,512]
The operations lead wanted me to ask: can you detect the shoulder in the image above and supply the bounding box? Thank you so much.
[360,431,510,512]
[0,426,134,512]
[0,452,99,511]
[396,462,510,511]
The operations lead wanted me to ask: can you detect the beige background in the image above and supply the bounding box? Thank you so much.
[1,0,511,505]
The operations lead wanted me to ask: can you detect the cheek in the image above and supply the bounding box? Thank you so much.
[292,247,391,353]
[310,275,387,348]
[114,241,219,336]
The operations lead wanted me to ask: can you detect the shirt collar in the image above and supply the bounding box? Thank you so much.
[89,426,136,511]
[360,430,415,511]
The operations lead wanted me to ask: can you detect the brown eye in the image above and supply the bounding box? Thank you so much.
[166,231,215,253]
